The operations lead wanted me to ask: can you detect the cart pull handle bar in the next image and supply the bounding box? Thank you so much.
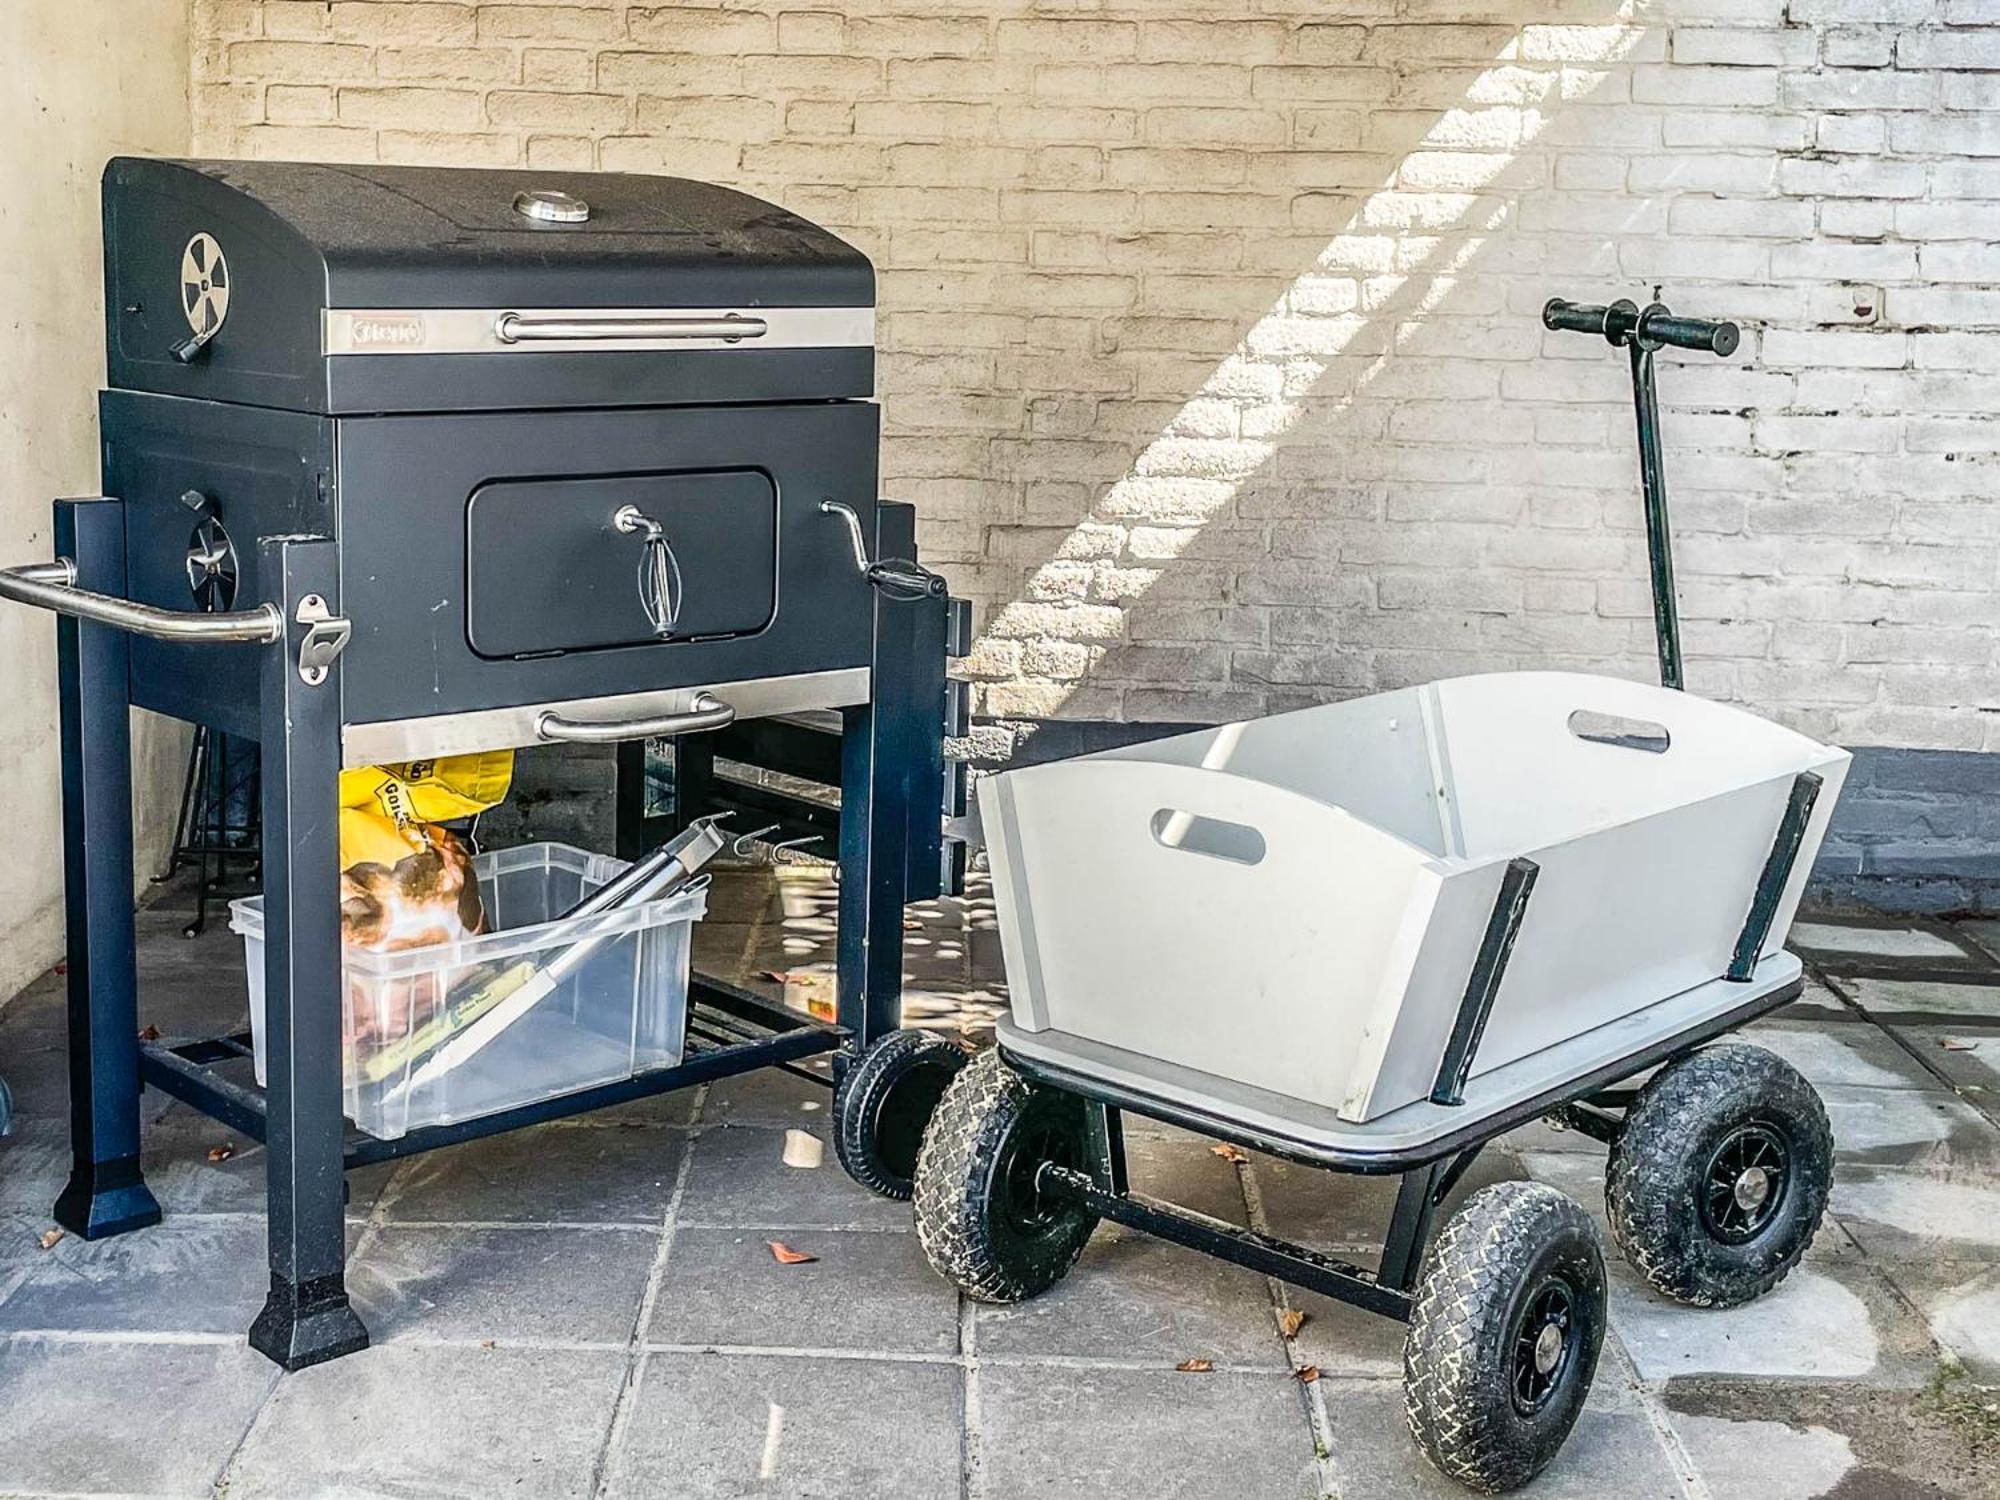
[536,691,736,744]
[1542,294,1741,692]
[1542,298,1739,356]
[0,558,284,644]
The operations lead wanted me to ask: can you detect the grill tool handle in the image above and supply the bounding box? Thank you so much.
[0,558,283,644]
[819,500,949,599]
[612,504,683,637]
[494,312,769,344]
[535,691,736,744]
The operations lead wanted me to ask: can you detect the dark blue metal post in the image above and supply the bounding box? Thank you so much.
[52,497,163,1240]
[246,535,368,1370]
[836,504,928,1050]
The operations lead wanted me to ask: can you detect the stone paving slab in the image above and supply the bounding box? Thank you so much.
[675,1122,909,1230]
[600,1352,964,1500]
[0,1337,277,1496]
[1791,920,1984,964]
[226,1343,629,1499]
[0,1213,270,1336]
[972,1223,1292,1369]
[1841,975,2000,1024]
[645,1225,959,1356]
[1654,1409,1861,1500]
[350,1222,659,1345]
[1872,1256,2000,1381]
[1830,1162,2000,1262]
[1315,1380,1685,1499]
[1660,1379,2000,1500]
[386,1120,687,1226]
[975,1361,1321,1500]
[1742,1016,1951,1091]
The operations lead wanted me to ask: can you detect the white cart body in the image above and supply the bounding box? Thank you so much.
[981,672,1849,1125]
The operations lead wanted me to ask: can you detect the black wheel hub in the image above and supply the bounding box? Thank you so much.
[1699,1121,1792,1245]
[872,1059,958,1181]
[989,1100,1088,1255]
[1510,1278,1579,1416]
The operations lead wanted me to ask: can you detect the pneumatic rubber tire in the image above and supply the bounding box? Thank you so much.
[832,1027,970,1200]
[1605,1042,1832,1308]
[1404,1181,1606,1495]
[913,1047,1099,1303]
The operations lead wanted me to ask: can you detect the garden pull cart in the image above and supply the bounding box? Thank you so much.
[830,297,1850,1493]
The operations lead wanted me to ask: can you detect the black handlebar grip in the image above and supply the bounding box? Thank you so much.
[1636,311,1740,357]
[1542,298,1610,336]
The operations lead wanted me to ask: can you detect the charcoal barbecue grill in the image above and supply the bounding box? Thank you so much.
[0,159,968,1368]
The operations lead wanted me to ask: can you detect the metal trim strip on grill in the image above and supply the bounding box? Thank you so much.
[322,305,874,357]
[339,667,873,766]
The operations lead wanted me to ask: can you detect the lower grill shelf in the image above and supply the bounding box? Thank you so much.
[138,971,844,1169]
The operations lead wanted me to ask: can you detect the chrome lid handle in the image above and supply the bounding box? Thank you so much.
[494,312,769,344]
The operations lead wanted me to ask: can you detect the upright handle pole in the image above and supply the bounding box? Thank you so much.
[1628,342,1683,691]
[1542,295,1742,693]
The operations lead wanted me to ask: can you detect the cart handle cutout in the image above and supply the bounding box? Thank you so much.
[1567,710,1670,754]
[1150,809,1266,865]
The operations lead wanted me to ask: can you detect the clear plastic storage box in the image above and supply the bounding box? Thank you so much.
[231,842,704,1140]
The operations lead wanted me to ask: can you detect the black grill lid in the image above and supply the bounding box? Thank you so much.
[103,157,876,414]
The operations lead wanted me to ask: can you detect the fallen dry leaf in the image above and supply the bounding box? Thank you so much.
[1175,1358,1214,1374]
[1277,1309,1309,1340]
[37,1228,64,1251]
[768,1241,818,1266]
[1210,1144,1248,1165]
[207,1143,235,1163]
[1294,1365,1320,1384]
[137,1024,161,1042]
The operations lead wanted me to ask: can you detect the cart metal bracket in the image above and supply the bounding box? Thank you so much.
[1038,1163,1414,1320]
[1728,771,1822,982]
[1430,857,1539,1107]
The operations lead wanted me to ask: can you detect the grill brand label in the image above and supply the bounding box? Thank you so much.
[350,315,428,348]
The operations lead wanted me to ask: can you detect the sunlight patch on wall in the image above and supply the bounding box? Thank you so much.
[972,19,1655,717]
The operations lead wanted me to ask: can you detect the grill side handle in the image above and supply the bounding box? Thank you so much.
[0,557,284,644]
[536,691,737,744]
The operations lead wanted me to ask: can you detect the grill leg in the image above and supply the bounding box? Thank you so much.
[247,536,368,1371]
[837,694,910,1049]
[836,506,934,1051]
[52,498,162,1241]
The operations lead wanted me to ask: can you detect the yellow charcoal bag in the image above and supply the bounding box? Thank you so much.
[338,752,514,867]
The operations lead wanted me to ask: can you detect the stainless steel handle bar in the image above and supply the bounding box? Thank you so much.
[494,313,769,344]
[536,691,737,744]
[0,559,284,644]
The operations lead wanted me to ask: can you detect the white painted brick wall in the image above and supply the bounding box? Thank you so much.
[192,0,2000,749]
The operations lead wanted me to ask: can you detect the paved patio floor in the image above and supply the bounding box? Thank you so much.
[0,862,1996,1498]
